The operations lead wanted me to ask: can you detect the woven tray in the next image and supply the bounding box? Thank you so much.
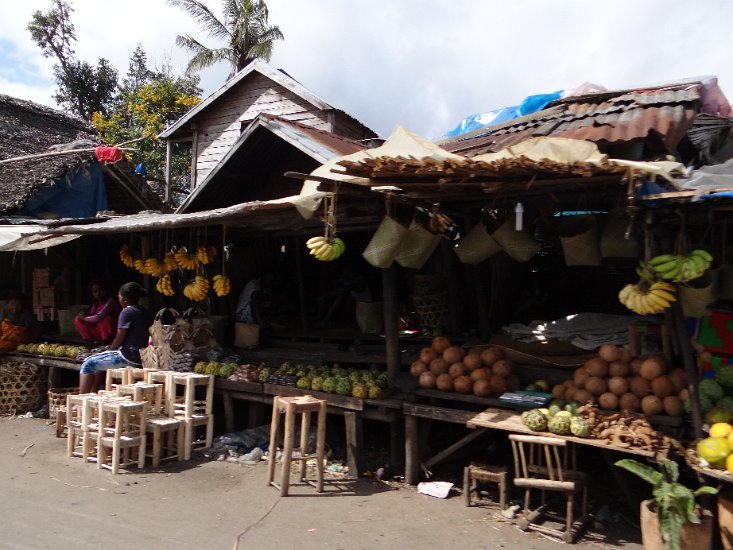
[0,361,47,414]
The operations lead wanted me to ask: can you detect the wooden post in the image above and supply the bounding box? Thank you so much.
[293,236,308,330]
[440,240,461,335]
[164,140,172,206]
[670,300,704,439]
[382,265,400,384]
[404,414,419,485]
[472,264,490,341]
[190,125,198,191]
[344,411,364,478]
[222,391,235,433]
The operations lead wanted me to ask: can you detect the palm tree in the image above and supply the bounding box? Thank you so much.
[169,0,284,77]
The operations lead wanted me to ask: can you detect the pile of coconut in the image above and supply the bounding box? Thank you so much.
[409,337,519,397]
[550,344,687,417]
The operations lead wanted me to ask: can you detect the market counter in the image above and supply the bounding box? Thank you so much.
[4,352,81,388]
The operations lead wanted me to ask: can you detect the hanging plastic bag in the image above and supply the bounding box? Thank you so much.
[363,215,409,268]
[454,222,502,264]
[395,220,440,269]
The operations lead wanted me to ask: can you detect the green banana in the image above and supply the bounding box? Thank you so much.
[648,254,678,266]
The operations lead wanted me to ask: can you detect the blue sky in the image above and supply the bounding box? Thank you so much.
[1,0,733,139]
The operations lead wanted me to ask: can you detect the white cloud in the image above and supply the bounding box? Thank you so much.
[2,0,733,138]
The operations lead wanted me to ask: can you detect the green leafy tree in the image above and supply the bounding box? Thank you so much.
[28,0,118,119]
[92,47,202,205]
[168,0,284,77]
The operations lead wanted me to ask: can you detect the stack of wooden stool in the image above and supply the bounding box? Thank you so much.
[105,367,145,392]
[166,373,214,460]
[267,395,326,496]
[97,400,147,474]
[66,393,130,464]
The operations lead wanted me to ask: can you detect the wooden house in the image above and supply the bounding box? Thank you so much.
[158,60,377,209]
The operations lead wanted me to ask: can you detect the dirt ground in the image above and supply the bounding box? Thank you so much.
[0,415,644,550]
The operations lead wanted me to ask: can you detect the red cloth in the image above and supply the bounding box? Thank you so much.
[94,145,123,163]
[74,314,116,342]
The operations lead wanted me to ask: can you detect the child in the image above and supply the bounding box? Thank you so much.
[0,292,41,353]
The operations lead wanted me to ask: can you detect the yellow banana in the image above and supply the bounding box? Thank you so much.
[650,287,676,303]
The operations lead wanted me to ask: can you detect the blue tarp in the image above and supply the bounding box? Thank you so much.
[22,163,108,219]
[443,90,564,139]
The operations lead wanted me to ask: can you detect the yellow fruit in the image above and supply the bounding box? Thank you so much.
[697,436,730,468]
[710,423,733,439]
[727,453,733,475]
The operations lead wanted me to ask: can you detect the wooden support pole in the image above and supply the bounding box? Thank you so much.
[222,391,235,433]
[670,299,704,439]
[405,414,419,485]
[440,240,461,335]
[381,264,400,384]
[344,411,364,478]
[472,264,490,341]
[293,236,308,331]
[424,429,485,469]
[164,140,172,206]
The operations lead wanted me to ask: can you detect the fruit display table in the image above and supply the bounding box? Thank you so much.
[5,352,81,388]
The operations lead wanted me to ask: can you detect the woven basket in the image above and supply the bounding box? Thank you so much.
[395,220,440,270]
[0,362,46,414]
[491,219,539,263]
[149,307,181,347]
[454,222,502,264]
[47,387,78,420]
[600,207,640,258]
[557,215,602,266]
[680,273,717,318]
[413,293,449,329]
[362,216,410,268]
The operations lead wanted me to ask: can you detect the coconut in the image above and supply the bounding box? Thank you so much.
[630,376,652,398]
[618,348,633,363]
[473,378,492,397]
[650,375,673,399]
[419,371,436,389]
[463,354,482,371]
[585,376,608,396]
[641,395,664,416]
[573,388,593,404]
[419,347,437,365]
[489,374,508,394]
[448,362,468,379]
[453,375,473,394]
[431,336,451,354]
[598,344,622,363]
[584,357,608,378]
[435,373,454,391]
[552,384,566,399]
[470,367,491,382]
[429,357,449,376]
[608,361,630,378]
[467,347,484,357]
[607,376,630,397]
[480,347,503,367]
[619,393,641,412]
[630,357,643,375]
[678,388,689,401]
[663,395,683,417]
[563,379,576,388]
[492,359,513,377]
[598,392,619,411]
[410,361,428,378]
[668,369,687,394]
[639,356,665,381]
[573,368,590,388]
[443,346,465,365]
[564,385,579,402]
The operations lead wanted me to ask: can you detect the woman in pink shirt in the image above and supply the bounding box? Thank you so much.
[74,281,121,344]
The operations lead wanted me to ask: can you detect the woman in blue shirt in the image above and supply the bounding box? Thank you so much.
[79,282,152,393]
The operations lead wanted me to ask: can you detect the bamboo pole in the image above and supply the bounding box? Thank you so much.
[382,264,401,384]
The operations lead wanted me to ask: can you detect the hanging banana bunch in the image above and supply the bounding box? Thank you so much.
[618,279,677,315]
[175,247,199,270]
[183,275,210,301]
[119,245,136,268]
[143,257,168,277]
[196,245,217,265]
[212,274,231,297]
[305,192,346,261]
[156,274,175,296]
[164,251,178,272]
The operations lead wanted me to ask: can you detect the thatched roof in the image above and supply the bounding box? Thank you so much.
[0,94,165,216]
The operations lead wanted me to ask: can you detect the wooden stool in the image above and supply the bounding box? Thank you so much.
[180,413,214,460]
[97,401,147,474]
[118,383,164,416]
[66,394,104,461]
[463,463,510,509]
[56,408,67,438]
[105,368,129,391]
[267,395,326,496]
[146,370,174,415]
[146,417,184,467]
[168,373,214,418]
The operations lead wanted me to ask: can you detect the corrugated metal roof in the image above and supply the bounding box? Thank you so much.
[442,86,703,157]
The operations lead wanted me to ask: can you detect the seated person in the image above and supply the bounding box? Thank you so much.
[236,272,274,326]
[79,282,152,394]
[74,280,121,344]
[0,291,41,353]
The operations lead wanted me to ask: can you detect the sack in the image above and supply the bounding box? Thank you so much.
[149,308,181,347]
[454,222,502,264]
[557,214,602,266]
[363,216,409,268]
[600,207,640,258]
[395,220,440,269]
[491,219,539,263]
[235,323,260,349]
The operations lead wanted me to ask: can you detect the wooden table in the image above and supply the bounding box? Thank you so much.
[4,352,81,388]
